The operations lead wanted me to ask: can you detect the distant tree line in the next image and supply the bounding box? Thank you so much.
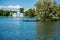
[24,8,36,18]
[0,10,16,17]
[19,8,36,18]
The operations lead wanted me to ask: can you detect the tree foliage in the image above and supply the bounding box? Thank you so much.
[0,10,16,16]
[19,8,24,13]
[25,9,35,18]
[35,0,60,21]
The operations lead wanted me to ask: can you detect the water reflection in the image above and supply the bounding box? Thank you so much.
[37,21,58,40]
[0,18,37,40]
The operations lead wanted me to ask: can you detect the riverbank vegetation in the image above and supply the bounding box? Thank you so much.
[0,10,16,17]
[35,0,60,21]
[25,8,36,18]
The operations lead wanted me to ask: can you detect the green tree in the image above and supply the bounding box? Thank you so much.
[19,8,24,13]
[35,0,60,21]
[3,10,10,16]
[0,10,3,16]
[25,9,35,18]
[0,10,15,16]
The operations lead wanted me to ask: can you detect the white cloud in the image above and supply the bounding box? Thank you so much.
[0,6,7,8]
[24,8,34,12]
[8,5,22,9]
[0,5,22,9]
[0,5,23,11]
[24,8,29,12]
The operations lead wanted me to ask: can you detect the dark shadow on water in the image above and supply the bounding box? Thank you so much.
[37,21,60,40]
[22,18,39,22]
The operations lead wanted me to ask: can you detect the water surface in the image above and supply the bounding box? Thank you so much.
[0,18,60,40]
[0,18,36,40]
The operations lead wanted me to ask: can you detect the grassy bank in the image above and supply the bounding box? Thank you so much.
[37,18,60,22]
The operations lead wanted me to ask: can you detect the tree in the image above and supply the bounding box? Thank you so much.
[35,0,60,21]
[0,10,3,16]
[0,10,16,16]
[3,10,10,16]
[25,9,35,18]
[19,8,24,13]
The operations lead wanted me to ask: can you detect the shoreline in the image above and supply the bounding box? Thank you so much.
[0,16,60,22]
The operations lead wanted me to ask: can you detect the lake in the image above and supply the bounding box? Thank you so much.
[0,18,60,40]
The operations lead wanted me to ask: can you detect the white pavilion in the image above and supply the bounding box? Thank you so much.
[12,11,24,17]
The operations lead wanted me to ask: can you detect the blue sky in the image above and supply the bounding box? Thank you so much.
[0,0,38,9]
[56,0,60,4]
[0,0,60,9]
